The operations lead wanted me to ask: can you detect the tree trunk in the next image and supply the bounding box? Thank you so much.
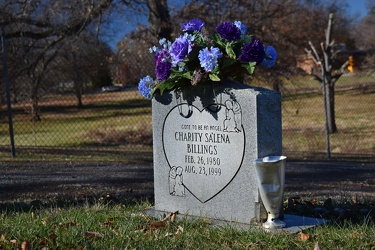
[272,80,281,92]
[322,13,337,134]
[146,0,173,40]
[325,81,337,133]
[28,69,42,121]
[74,65,83,108]
[75,81,83,108]
[30,91,41,122]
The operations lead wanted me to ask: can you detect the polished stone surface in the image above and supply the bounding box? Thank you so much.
[152,81,282,224]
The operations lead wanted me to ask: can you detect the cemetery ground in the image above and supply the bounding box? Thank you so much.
[1,74,375,248]
[1,160,375,249]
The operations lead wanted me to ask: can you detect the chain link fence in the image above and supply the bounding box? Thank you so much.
[1,30,374,162]
[280,71,375,160]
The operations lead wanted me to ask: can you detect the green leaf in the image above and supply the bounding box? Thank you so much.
[194,31,206,45]
[222,58,237,68]
[178,61,186,68]
[212,65,220,75]
[243,62,257,75]
[243,34,253,43]
[209,73,221,81]
[212,33,223,46]
[182,71,191,79]
[151,79,177,97]
[226,43,236,59]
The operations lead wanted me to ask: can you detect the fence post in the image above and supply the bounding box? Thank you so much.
[1,27,16,158]
[321,62,331,159]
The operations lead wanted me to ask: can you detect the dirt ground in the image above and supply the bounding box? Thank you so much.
[1,160,375,204]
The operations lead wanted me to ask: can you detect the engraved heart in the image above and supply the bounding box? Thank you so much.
[162,101,245,203]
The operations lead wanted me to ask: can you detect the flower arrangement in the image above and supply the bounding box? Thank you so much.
[138,19,277,99]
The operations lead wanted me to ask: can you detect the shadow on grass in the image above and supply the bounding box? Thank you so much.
[284,196,375,225]
[5,98,151,117]
[0,195,155,214]
[0,146,153,163]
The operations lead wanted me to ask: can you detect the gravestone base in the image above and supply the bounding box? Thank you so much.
[152,80,282,225]
[144,209,328,233]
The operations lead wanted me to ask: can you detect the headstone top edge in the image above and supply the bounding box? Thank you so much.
[152,80,279,105]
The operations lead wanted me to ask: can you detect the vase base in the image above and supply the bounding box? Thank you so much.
[263,219,286,229]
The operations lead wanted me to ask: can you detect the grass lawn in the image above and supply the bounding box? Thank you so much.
[281,73,375,159]
[0,199,374,249]
[0,76,374,248]
[0,90,153,161]
[282,90,375,158]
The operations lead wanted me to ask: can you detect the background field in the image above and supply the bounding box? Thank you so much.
[1,73,374,162]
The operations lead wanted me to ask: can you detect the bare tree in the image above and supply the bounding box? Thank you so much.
[56,32,113,108]
[116,0,172,84]
[353,2,375,69]
[116,26,156,84]
[115,0,354,91]
[305,13,349,134]
[146,0,173,40]
[0,0,114,120]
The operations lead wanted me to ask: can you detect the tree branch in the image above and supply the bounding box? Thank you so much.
[2,0,113,40]
[326,13,334,49]
[332,61,349,84]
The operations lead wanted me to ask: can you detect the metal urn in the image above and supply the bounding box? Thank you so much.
[254,156,287,229]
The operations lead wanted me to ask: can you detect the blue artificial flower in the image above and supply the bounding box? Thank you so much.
[169,34,192,66]
[138,75,154,99]
[238,39,265,64]
[159,38,171,50]
[198,47,222,72]
[216,22,241,41]
[138,19,277,100]
[261,46,277,68]
[182,19,205,31]
[234,21,247,35]
[149,46,158,53]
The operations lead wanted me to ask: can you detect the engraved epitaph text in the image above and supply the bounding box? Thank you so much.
[162,100,246,203]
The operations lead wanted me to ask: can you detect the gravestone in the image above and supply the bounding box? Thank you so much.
[151,80,282,225]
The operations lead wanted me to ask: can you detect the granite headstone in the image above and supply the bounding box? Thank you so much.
[151,80,282,225]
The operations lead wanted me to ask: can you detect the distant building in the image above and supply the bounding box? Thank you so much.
[296,49,370,74]
[295,54,320,75]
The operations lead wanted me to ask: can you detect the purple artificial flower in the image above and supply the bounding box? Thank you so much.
[154,49,168,64]
[138,75,154,99]
[198,47,222,72]
[169,34,192,66]
[156,59,172,82]
[238,39,265,64]
[261,46,277,68]
[153,49,172,81]
[182,19,205,31]
[216,22,241,41]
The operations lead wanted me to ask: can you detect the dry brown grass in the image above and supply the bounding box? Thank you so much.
[1,78,374,161]
[282,82,375,159]
[85,126,153,146]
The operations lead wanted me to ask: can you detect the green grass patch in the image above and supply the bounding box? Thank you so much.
[0,91,154,162]
[282,72,375,93]
[0,199,374,249]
